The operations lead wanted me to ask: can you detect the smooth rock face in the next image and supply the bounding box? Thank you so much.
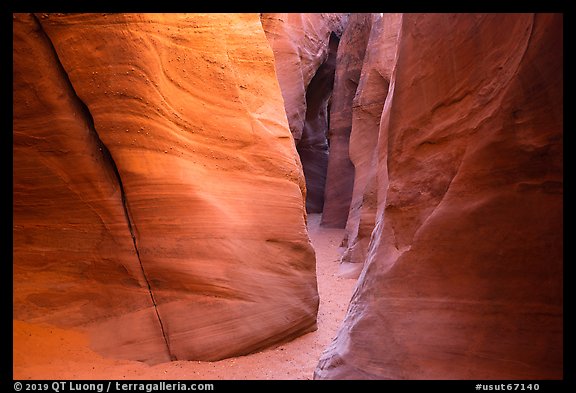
[339,14,402,278]
[297,33,339,213]
[13,13,169,364]
[261,13,348,142]
[262,13,348,212]
[14,13,318,364]
[316,13,563,380]
[322,14,373,228]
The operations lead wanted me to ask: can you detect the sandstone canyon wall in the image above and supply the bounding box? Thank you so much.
[339,13,402,278]
[321,13,373,228]
[316,13,563,379]
[13,13,168,363]
[13,13,317,364]
[13,12,564,379]
[296,33,339,213]
[262,13,348,213]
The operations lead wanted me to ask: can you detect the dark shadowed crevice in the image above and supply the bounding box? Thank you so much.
[297,32,340,214]
[31,13,175,361]
[321,14,374,229]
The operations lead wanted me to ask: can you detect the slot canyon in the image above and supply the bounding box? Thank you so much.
[13,13,563,380]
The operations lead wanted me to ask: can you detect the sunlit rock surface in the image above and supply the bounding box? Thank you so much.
[14,13,318,364]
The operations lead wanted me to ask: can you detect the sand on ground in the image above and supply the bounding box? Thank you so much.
[13,213,356,380]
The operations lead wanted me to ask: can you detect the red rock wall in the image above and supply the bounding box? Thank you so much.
[297,33,339,213]
[262,13,348,213]
[13,13,169,364]
[261,13,348,142]
[321,14,373,228]
[14,13,318,364]
[316,13,563,379]
[339,13,402,278]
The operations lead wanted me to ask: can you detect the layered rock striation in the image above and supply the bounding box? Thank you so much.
[316,13,563,379]
[13,12,563,379]
[262,13,349,213]
[14,13,317,364]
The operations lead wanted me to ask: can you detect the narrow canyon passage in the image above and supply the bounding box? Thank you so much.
[13,214,356,380]
[13,12,563,380]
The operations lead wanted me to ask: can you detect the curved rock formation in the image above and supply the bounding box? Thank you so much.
[14,13,317,364]
[316,13,563,379]
[261,13,348,142]
[13,13,168,364]
[297,33,339,213]
[262,13,348,212]
[339,13,402,278]
[321,13,373,228]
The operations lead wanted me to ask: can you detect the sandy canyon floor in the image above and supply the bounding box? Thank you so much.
[13,213,356,380]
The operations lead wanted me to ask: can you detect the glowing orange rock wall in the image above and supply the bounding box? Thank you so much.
[14,13,317,364]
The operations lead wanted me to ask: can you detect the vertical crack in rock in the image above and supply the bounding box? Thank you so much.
[104,154,176,361]
[31,13,175,361]
[298,32,340,213]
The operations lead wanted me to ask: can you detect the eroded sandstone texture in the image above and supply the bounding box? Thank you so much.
[316,13,563,379]
[13,13,168,364]
[262,13,348,212]
[14,13,317,364]
[297,33,339,213]
[339,13,402,278]
[321,13,373,228]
